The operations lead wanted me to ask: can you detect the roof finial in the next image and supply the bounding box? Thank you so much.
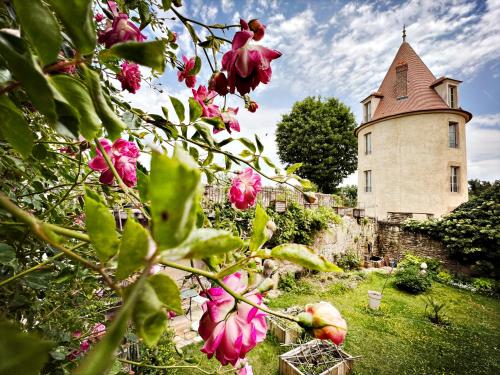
[402,24,407,42]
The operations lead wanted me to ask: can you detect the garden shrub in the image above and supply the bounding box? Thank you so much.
[436,271,453,283]
[337,251,361,270]
[394,266,432,294]
[398,253,441,278]
[403,181,500,278]
[471,278,496,295]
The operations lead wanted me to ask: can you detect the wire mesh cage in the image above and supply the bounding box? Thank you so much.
[279,339,355,375]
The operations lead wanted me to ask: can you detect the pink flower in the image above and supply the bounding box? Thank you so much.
[79,340,90,352]
[236,359,254,375]
[229,168,262,210]
[222,19,281,95]
[198,272,267,366]
[117,62,141,93]
[177,55,197,88]
[95,13,105,22]
[88,138,140,187]
[89,323,106,342]
[302,302,347,346]
[247,101,258,113]
[216,107,240,134]
[98,9,146,48]
[192,85,220,118]
[248,19,266,41]
[208,71,229,96]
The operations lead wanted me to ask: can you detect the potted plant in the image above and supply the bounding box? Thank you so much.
[279,339,355,375]
[267,314,303,344]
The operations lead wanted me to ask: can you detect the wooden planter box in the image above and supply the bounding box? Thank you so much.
[267,315,302,344]
[280,340,354,375]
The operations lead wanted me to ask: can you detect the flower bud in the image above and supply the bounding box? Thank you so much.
[247,101,259,113]
[300,301,347,345]
[248,19,266,41]
[208,71,229,96]
[169,31,177,43]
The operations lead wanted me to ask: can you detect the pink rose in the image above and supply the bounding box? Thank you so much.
[301,301,347,345]
[229,168,262,210]
[88,138,140,187]
[198,272,267,366]
[217,107,240,134]
[222,19,281,95]
[98,2,146,49]
[192,85,220,118]
[117,62,141,93]
[89,323,106,342]
[177,55,197,88]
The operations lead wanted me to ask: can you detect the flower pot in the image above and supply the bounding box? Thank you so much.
[367,291,382,310]
[267,315,302,344]
[279,339,355,375]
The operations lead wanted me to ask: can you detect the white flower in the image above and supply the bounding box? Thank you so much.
[420,262,428,270]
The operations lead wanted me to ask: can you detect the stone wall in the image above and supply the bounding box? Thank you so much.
[375,221,469,273]
[312,216,377,262]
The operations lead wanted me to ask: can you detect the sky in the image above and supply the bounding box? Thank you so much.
[124,0,500,185]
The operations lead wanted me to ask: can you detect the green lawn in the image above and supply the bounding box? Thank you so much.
[174,272,500,374]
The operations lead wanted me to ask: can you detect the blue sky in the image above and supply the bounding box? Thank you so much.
[126,0,500,184]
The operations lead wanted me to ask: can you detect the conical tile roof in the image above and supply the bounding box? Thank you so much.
[371,41,450,121]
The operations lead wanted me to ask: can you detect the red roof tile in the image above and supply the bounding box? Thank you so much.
[371,42,450,121]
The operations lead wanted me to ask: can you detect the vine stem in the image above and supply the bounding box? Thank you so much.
[0,192,119,292]
[93,138,150,219]
[0,242,86,287]
[118,358,213,374]
[160,259,300,323]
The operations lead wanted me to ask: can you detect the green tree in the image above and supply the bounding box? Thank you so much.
[468,179,494,199]
[275,97,357,193]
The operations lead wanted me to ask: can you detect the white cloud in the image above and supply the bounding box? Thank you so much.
[467,113,500,181]
[220,0,233,13]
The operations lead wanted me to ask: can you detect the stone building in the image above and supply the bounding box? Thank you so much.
[355,30,472,220]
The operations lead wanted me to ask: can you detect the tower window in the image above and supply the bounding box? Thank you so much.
[449,85,457,108]
[449,122,458,148]
[364,170,372,192]
[364,132,372,154]
[364,101,372,122]
[450,166,459,192]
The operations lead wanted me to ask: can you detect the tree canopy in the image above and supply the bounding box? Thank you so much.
[275,97,357,193]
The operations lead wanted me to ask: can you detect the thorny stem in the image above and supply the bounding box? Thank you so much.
[0,192,119,292]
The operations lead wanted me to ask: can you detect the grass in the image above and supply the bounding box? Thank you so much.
[173,272,500,374]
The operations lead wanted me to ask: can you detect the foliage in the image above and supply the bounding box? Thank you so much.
[468,179,496,199]
[277,272,313,294]
[436,271,453,283]
[334,185,357,207]
[471,277,497,295]
[267,202,342,246]
[394,265,432,294]
[337,251,361,271]
[403,181,500,278]
[398,253,441,277]
[275,97,358,193]
[423,295,448,325]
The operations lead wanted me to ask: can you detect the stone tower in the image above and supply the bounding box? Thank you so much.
[355,33,472,220]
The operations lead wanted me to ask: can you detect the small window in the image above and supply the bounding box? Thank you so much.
[450,166,459,192]
[364,170,372,192]
[449,122,458,148]
[449,85,457,108]
[364,101,371,122]
[365,132,372,154]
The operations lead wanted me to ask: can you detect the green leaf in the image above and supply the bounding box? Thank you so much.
[0,96,33,158]
[262,156,276,169]
[138,1,152,29]
[162,228,243,260]
[193,123,215,147]
[116,218,150,280]
[83,66,126,139]
[162,0,172,10]
[0,243,16,266]
[12,0,62,65]
[0,32,56,123]
[202,116,225,131]
[270,244,343,272]
[149,148,201,249]
[189,97,203,122]
[249,204,271,252]
[106,41,166,73]
[0,321,53,374]
[255,134,264,153]
[132,282,166,347]
[46,0,96,54]
[137,169,149,203]
[286,163,302,175]
[185,22,198,43]
[170,96,185,123]
[85,190,120,262]
[189,56,202,76]
[148,273,182,314]
[75,274,147,375]
[238,137,256,153]
[50,75,101,140]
